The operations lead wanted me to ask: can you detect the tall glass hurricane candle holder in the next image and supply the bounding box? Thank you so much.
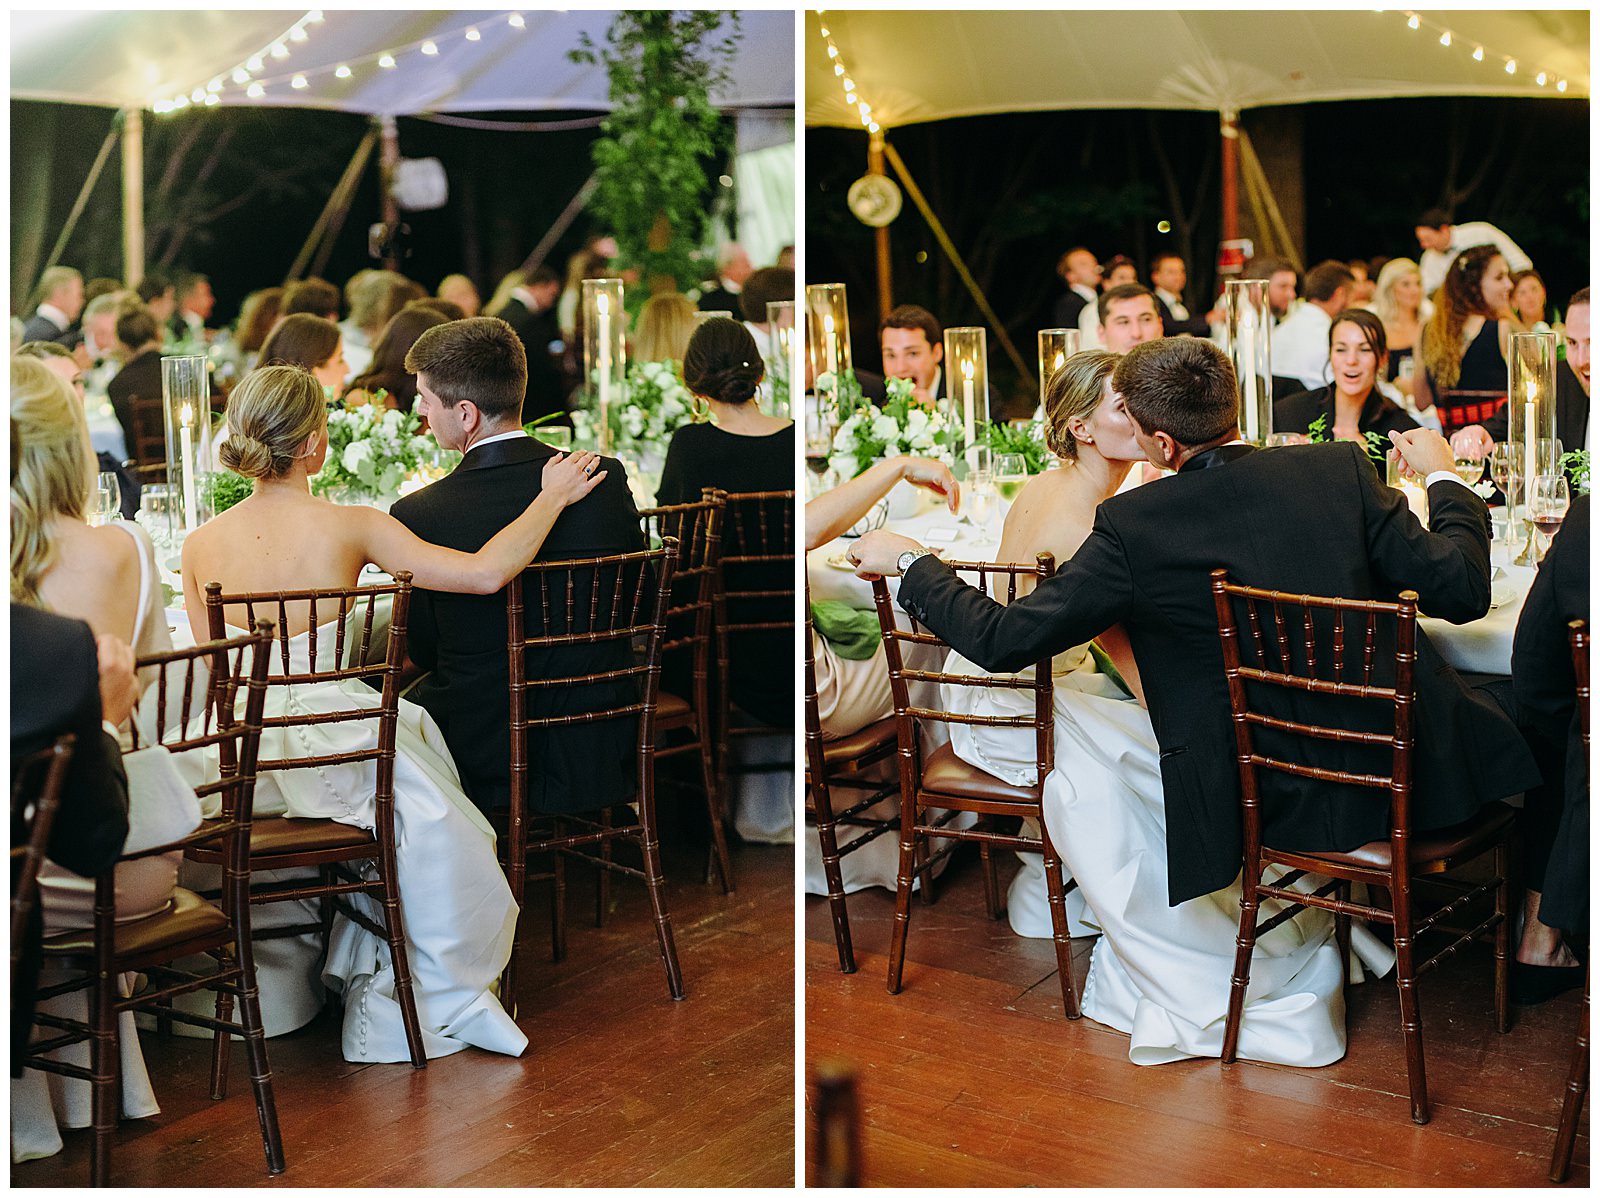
[581,278,626,453]
[805,283,852,416]
[162,354,212,538]
[766,299,796,419]
[1224,280,1272,446]
[1507,330,1558,563]
[944,327,989,466]
[1037,329,1080,410]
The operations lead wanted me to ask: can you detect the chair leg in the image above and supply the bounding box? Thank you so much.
[915,825,937,906]
[1493,840,1512,1035]
[1221,861,1261,1065]
[233,942,286,1175]
[378,866,428,1070]
[1391,883,1430,1125]
[979,836,1002,920]
[1335,881,1352,1037]
[636,811,685,1000]
[1040,828,1080,1020]
[698,730,735,894]
[886,803,918,996]
[811,776,856,974]
[595,808,612,928]
[1550,976,1589,1183]
[211,949,236,1100]
[90,960,118,1187]
[551,822,568,963]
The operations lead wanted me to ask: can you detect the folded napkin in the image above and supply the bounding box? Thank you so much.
[1087,641,1136,701]
[811,600,882,660]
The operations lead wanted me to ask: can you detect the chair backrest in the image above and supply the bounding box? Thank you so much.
[127,393,167,466]
[11,735,75,963]
[802,584,826,783]
[716,489,796,639]
[1572,618,1589,762]
[870,555,1057,789]
[130,626,273,921]
[505,542,677,809]
[203,575,413,839]
[1433,389,1506,436]
[1210,568,1420,854]
[638,489,724,698]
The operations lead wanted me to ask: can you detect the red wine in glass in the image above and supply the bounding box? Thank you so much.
[1533,513,1565,537]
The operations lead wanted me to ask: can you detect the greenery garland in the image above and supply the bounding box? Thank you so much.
[571,13,740,304]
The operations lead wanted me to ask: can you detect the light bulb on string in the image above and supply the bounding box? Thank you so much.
[827,44,838,58]
[335,64,352,79]
[190,87,206,103]
[232,67,250,84]
[270,42,289,60]
[1473,46,1484,61]
[1438,31,1450,47]
[834,63,844,76]
[1557,79,1568,93]
[291,75,308,89]
[248,54,265,71]
[247,82,265,98]
[308,10,323,23]
[379,54,397,69]
[204,94,220,106]
[1536,72,1548,86]
[1505,59,1516,74]
[207,77,223,93]
[465,27,480,41]
[508,13,525,29]
[1406,14,1419,30]
[289,25,307,43]
[421,41,438,56]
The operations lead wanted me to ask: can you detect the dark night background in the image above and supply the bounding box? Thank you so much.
[808,96,1590,413]
[11,98,735,320]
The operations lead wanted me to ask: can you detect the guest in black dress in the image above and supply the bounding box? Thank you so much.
[656,318,794,728]
[1274,310,1419,464]
[1413,244,1513,436]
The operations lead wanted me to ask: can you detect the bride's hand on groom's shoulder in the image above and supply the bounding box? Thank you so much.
[849,529,924,580]
[541,450,608,506]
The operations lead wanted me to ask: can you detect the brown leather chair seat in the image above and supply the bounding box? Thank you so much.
[821,717,897,766]
[657,691,692,722]
[919,742,1039,804]
[195,815,375,857]
[43,887,227,958]
[1296,801,1516,871]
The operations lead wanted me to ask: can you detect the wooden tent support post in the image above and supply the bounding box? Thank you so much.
[1220,109,1240,246]
[121,107,144,287]
[868,129,892,319]
[882,139,1034,393]
[379,114,401,272]
[519,173,600,277]
[39,110,123,292]
[286,125,380,285]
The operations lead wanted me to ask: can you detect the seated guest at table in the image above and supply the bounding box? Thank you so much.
[77,292,128,380]
[169,273,213,344]
[1241,256,1299,322]
[178,361,607,1064]
[1509,268,1552,335]
[1273,310,1419,462]
[341,270,418,380]
[1271,260,1354,393]
[22,266,84,346]
[106,304,165,453]
[1372,258,1427,398]
[740,265,797,364]
[135,272,176,328]
[16,342,140,519]
[489,266,566,426]
[393,318,644,819]
[343,302,449,412]
[1415,209,1531,299]
[849,336,1540,1066]
[281,276,341,322]
[697,242,753,316]
[878,305,1001,410]
[1346,259,1375,308]
[1412,245,1513,437]
[1149,253,1213,338]
[657,317,795,730]
[436,273,481,317]
[1097,284,1165,355]
[231,286,286,376]
[1054,246,1102,331]
[1509,495,1589,1003]
[412,297,465,322]
[634,292,698,366]
[256,312,348,395]
[1459,288,1590,460]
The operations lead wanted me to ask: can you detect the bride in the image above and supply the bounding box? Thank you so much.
[942,350,1393,1067]
[174,364,608,1064]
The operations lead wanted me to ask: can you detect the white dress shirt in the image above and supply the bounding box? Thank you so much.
[1078,297,1103,348]
[1419,221,1532,297]
[1271,302,1334,391]
[35,303,69,333]
[466,428,530,455]
[1155,287,1189,321]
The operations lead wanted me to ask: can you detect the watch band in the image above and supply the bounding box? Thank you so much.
[897,548,934,575]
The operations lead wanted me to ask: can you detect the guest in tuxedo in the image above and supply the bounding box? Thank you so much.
[281,276,341,322]
[1097,285,1165,355]
[22,266,84,345]
[739,266,797,364]
[491,265,567,425]
[393,317,644,816]
[850,335,1539,905]
[77,293,127,381]
[1053,247,1102,331]
[1509,496,1589,1002]
[1242,255,1300,321]
[697,243,753,316]
[1271,260,1355,393]
[256,313,348,392]
[15,341,140,519]
[1460,287,1589,458]
[342,302,448,411]
[106,305,165,457]
[169,273,213,343]
[11,608,135,1068]
[1102,256,1138,290]
[878,305,1000,411]
[1149,253,1213,338]
[1273,310,1419,463]
[436,273,481,317]
[135,273,176,327]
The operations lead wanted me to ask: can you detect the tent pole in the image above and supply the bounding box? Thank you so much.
[519,173,600,276]
[122,107,145,287]
[286,125,380,285]
[379,114,401,271]
[868,129,892,318]
[1220,109,1239,246]
[38,111,122,289]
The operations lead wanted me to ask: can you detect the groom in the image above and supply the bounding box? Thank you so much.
[393,318,644,816]
[850,336,1539,906]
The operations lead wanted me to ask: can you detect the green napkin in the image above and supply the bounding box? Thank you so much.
[1087,640,1135,700]
[811,601,883,660]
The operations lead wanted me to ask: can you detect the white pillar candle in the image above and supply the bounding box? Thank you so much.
[823,315,839,380]
[1523,392,1537,510]
[961,359,977,446]
[179,402,198,533]
[596,293,612,450]
[1240,314,1258,442]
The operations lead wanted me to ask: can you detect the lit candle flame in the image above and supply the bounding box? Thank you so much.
[596,293,609,316]
[823,314,835,334]
[180,402,194,426]
[1525,379,1538,401]
[962,360,975,381]
[1053,352,1064,371]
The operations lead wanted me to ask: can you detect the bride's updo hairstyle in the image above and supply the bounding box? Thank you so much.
[1042,349,1120,461]
[682,317,765,406]
[220,364,326,481]
[11,357,95,605]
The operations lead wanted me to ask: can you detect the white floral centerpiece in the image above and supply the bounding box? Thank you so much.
[312,398,451,507]
[570,359,706,458]
[828,375,960,479]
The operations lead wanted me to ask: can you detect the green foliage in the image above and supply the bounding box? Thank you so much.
[201,470,253,515]
[571,13,740,302]
[981,418,1050,475]
[1305,414,1386,464]
[1562,448,1590,495]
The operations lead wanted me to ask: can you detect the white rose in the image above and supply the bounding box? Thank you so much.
[342,440,372,474]
[871,413,900,443]
[904,408,930,438]
[829,451,857,478]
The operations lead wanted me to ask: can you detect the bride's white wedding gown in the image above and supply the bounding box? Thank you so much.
[166,615,528,1064]
[943,645,1394,1068]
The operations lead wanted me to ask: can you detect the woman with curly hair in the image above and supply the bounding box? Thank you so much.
[1412,243,1513,436]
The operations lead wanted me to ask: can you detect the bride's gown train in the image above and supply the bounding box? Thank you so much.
[944,645,1394,1068]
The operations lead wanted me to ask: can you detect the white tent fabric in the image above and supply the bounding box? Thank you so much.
[806,10,1589,129]
[11,9,793,113]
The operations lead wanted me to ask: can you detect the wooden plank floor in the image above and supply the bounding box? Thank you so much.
[15,838,795,1188]
[805,849,1588,1188]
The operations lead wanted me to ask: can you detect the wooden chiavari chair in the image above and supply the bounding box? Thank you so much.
[870,554,1078,1019]
[125,393,167,466]
[198,573,427,1070]
[1549,618,1588,1182]
[1212,569,1515,1125]
[639,488,734,893]
[26,626,281,1185]
[11,736,75,968]
[500,542,680,1004]
[1432,388,1506,439]
[804,589,898,973]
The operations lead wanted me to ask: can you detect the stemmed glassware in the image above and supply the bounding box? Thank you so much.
[965,469,997,549]
[1488,444,1515,549]
[1529,472,1570,562]
[993,454,1028,504]
[91,472,121,526]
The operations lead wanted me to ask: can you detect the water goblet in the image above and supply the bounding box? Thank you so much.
[965,470,997,549]
[92,472,121,526]
[993,454,1028,504]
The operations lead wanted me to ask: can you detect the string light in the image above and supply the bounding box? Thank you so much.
[247,82,265,98]
[1506,59,1517,74]
[335,64,352,79]
[421,40,439,56]
[379,54,397,69]
[508,13,525,29]
[1390,12,1573,94]
[465,27,480,41]
[232,67,250,84]
[291,74,308,89]
[817,13,884,135]
[1557,79,1568,93]
[1406,14,1420,30]
[1473,46,1484,61]
[289,25,308,43]
[270,42,289,60]
[1537,71,1548,86]
[1438,31,1450,47]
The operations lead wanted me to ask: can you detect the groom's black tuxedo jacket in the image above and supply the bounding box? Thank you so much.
[391,436,644,816]
[898,440,1541,905]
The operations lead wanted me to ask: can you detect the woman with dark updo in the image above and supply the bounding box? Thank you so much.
[656,317,794,734]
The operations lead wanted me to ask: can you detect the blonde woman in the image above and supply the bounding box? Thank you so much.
[939,351,1394,1068]
[435,272,481,317]
[1370,258,1427,398]
[175,363,605,1065]
[632,292,697,365]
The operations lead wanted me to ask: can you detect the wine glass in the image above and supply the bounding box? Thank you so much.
[1453,455,1485,486]
[993,453,1028,504]
[965,470,996,549]
[1530,473,1570,561]
[92,472,121,526]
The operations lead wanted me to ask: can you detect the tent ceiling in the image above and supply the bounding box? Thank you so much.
[806,10,1589,129]
[11,9,793,114]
